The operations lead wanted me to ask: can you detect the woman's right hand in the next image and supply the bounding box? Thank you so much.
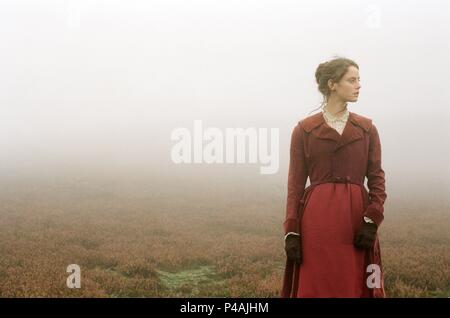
[285,234,302,264]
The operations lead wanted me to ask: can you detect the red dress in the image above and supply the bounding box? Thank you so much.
[281,111,387,298]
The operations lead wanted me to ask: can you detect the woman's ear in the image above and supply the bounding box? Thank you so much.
[327,79,335,91]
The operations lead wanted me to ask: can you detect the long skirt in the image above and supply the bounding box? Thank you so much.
[283,182,385,298]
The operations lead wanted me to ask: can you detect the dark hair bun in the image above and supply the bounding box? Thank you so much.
[315,62,328,84]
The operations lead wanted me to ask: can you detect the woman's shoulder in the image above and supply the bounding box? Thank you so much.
[296,112,323,132]
[348,111,373,132]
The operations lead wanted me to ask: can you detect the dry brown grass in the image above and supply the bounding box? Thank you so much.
[0,173,448,297]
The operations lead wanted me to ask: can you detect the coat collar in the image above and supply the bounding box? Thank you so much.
[302,111,372,150]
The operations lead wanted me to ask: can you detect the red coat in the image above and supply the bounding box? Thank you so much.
[281,111,387,298]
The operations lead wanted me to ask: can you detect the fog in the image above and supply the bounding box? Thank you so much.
[1,0,449,203]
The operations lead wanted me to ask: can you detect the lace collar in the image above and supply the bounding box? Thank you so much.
[322,104,349,123]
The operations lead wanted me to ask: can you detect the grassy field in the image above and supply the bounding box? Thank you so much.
[0,172,449,297]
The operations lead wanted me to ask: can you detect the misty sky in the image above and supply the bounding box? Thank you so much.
[1,0,449,196]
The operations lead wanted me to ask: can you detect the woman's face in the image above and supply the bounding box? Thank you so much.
[330,66,361,102]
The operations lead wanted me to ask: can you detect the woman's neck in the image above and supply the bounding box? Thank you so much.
[324,98,348,116]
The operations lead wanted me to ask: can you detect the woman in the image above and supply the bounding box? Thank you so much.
[281,57,387,298]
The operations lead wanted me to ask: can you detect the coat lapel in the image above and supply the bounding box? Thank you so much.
[335,113,365,150]
[302,111,369,150]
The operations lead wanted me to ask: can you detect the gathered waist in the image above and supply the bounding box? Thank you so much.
[296,175,369,222]
[310,175,364,187]
[299,175,367,207]
[301,176,366,202]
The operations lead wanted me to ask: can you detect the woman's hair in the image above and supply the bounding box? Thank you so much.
[308,56,359,115]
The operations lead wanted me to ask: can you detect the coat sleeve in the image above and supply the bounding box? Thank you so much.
[284,122,308,235]
[364,124,387,227]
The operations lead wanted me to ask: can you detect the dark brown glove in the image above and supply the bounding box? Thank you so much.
[353,222,378,249]
[285,234,302,263]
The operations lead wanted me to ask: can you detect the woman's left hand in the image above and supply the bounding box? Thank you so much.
[353,222,378,249]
